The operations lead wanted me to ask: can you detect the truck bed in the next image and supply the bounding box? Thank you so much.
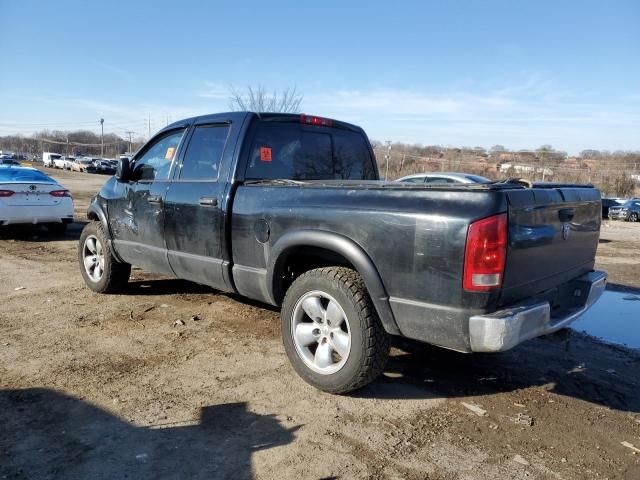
[230,181,601,352]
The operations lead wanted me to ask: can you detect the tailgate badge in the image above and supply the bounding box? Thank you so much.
[29,185,37,191]
[562,223,570,240]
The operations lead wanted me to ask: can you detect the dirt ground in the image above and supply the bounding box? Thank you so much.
[1,168,639,480]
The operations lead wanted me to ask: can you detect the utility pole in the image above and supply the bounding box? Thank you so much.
[384,140,392,180]
[100,118,104,157]
[125,131,135,154]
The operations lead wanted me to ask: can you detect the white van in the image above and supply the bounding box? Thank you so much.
[42,152,63,168]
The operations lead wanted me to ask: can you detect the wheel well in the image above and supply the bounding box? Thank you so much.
[87,211,99,221]
[273,246,353,305]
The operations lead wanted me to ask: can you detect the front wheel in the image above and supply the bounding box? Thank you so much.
[281,267,390,394]
[78,221,131,293]
[629,213,639,222]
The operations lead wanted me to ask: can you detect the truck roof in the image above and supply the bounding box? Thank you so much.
[162,111,363,135]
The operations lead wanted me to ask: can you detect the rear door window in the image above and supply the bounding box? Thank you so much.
[178,125,230,180]
[245,122,375,180]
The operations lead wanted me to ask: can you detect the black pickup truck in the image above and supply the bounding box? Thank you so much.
[79,112,607,393]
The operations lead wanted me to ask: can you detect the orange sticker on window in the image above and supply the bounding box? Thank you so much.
[165,147,176,160]
[260,146,272,162]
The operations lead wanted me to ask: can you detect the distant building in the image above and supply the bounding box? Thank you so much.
[499,163,553,176]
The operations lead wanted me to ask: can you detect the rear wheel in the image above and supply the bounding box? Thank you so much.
[281,267,390,394]
[79,221,130,293]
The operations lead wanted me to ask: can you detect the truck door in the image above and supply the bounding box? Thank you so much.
[163,123,231,290]
[109,128,186,275]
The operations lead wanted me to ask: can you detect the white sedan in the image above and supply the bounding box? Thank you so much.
[0,165,74,233]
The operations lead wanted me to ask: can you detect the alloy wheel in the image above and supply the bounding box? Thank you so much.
[82,235,105,282]
[291,290,351,375]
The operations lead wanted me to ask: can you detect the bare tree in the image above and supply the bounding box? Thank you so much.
[228,86,303,113]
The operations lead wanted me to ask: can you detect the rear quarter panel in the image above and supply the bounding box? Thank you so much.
[230,184,508,350]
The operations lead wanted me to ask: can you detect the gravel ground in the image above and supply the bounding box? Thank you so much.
[1,168,639,480]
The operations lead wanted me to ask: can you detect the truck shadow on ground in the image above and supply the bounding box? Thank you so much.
[115,277,640,415]
[126,278,215,296]
[357,333,640,414]
[0,389,299,480]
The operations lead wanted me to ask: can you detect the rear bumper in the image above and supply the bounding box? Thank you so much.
[469,270,607,352]
[0,200,74,226]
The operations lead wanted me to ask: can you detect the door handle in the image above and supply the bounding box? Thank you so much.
[147,195,162,204]
[199,197,218,207]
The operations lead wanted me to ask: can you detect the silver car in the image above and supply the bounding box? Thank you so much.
[396,172,492,184]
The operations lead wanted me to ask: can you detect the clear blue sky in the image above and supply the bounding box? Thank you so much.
[1,0,638,153]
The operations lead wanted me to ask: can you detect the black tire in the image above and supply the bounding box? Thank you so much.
[78,221,131,293]
[629,213,638,222]
[47,222,67,234]
[281,267,390,394]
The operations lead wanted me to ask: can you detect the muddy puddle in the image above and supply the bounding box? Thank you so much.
[571,290,640,350]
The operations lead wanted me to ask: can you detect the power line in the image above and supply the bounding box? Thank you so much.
[124,131,136,153]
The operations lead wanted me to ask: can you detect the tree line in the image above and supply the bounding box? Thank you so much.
[372,141,640,197]
[0,130,145,159]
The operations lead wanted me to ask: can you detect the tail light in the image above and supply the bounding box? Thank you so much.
[49,190,71,197]
[0,190,14,197]
[463,213,508,291]
[300,114,332,127]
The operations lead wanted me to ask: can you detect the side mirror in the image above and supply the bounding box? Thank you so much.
[116,158,131,182]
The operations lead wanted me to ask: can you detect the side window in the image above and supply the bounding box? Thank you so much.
[133,129,185,182]
[426,177,455,184]
[179,125,229,180]
[401,177,426,183]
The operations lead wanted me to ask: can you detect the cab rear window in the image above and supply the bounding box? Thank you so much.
[245,122,376,181]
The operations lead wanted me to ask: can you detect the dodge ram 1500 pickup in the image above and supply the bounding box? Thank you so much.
[79,111,607,393]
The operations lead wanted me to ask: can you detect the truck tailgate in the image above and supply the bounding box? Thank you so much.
[500,187,601,305]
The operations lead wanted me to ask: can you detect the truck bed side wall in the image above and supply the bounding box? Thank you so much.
[230,185,508,351]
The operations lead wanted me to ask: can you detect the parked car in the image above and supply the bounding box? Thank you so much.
[0,158,21,166]
[93,158,116,175]
[601,198,625,219]
[0,165,74,232]
[53,155,67,169]
[62,156,76,170]
[397,172,492,184]
[78,111,606,394]
[608,198,640,221]
[42,152,63,168]
[71,158,97,173]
